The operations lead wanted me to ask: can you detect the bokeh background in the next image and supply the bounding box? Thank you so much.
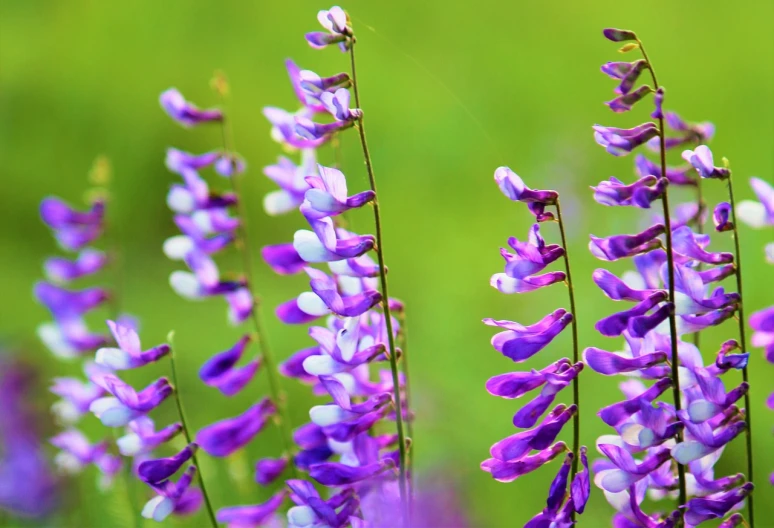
[2,0,773,526]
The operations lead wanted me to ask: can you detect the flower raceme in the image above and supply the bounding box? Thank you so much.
[585,28,752,527]
[482,167,589,523]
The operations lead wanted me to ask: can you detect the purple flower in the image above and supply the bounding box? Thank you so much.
[216,491,286,527]
[160,88,222,127]
[597,445,672,493]
[634,154,697,187]
[592,268,662,302]
[116,416,183,457]
[606,86,654,113]
[489,404,577,461]
[199,335,260,396]
[595,291,668,337]
[593,175,667,208]
[255,457,288,486]
[263,150,317,216]
[485,358,573,399]
[599,378,672,427]
[44,249,108,283]
[95,320,170,370]
[484,310,573,362]
[88,375,173,426]
[593,123,659,156]
[736,177,774,228]
[513,363,583,428]
[750,306,774,362]
[494,167,558,204]
[683,484,753,525]
[309,459,394,486]
[671,419,746,463]
[481,442,567,483]
[261,243,307,275]
[301,165,375,220]
[138,443,198,485]
[713,202,734,232]
[305,6,352,52]
[589,224,665,261]
[165,148,220,173]
[682,145,730,179]
[527,452,574,526]
[286,479,356,528]
[50,429,121,486]
[142,466,202,522]
[293,222,375,263]
[34,282,108,319]
[296,115,357,142]
[668,264,740,315]
[264,106,329,149]
[670,226,734,265]
[601,59,647,95]
[603,28,638,42]
[195,398,276,457]
[491,225,566,293]
[583,345,667,376]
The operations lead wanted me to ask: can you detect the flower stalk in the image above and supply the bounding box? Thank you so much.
[554,200,581,486]
[168,346,218,528]
[726,169,755,527]
[349,38,411,520]
[638,37,689,513]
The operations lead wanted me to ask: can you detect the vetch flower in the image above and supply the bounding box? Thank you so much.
[199,335,260,396]
[141,466,202,522]
[44,249,108,283]
[89,375,173,427]
[713,202,734,232]
[589,224,665,261]
[606,85,654,113]
[305,6,352,51]
[160,88,223,127]
[593,123,659,156]
[593,175,667,208]
[138,443,198,485]
[484,310,573,362]
[195,398,276,457]
[736,177,774,228]
[481,442,567,483]
[682,145,730,179]
[495,167,558,204]
[95,320,170,370]
[116,416,183,457]
[683,484,753,525]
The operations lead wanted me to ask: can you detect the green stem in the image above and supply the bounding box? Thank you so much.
[555,200,581,505]
[218,106,299,478]
[692,176,704,350]
[727,170,755,527]
[638,38,688,520]
[169,348,218,527]
[349,39,410,523]
[395,308,415,505]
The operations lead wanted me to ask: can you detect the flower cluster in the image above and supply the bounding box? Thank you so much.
[34,183,127,490]
[587,29,752,526]
[481,167,589,525]
[160,88,295,524]
[259,6,413,526]
[85,321,206,522]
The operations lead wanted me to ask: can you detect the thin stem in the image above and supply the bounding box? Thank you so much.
[349,39,410,523]
[395,308,415,504]
[727,170,755,527]
[638,38,689,518]
[692,177,704,350]
[169,349,218,527]
[217,109,299,478]
[555,201,581,495]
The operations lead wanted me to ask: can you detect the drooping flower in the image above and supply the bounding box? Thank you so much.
[160,88,223,127]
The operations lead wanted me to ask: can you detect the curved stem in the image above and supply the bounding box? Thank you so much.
[169,348,218,527]
[349,40,410,523]
[692,176,704,350]
[638,38,688,518]
[218,110,299,478]
[555,201,581,493]
[727,170,755,527]
[395,308,415,503]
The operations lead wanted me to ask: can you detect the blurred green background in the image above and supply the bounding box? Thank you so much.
[2,0,773,526]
